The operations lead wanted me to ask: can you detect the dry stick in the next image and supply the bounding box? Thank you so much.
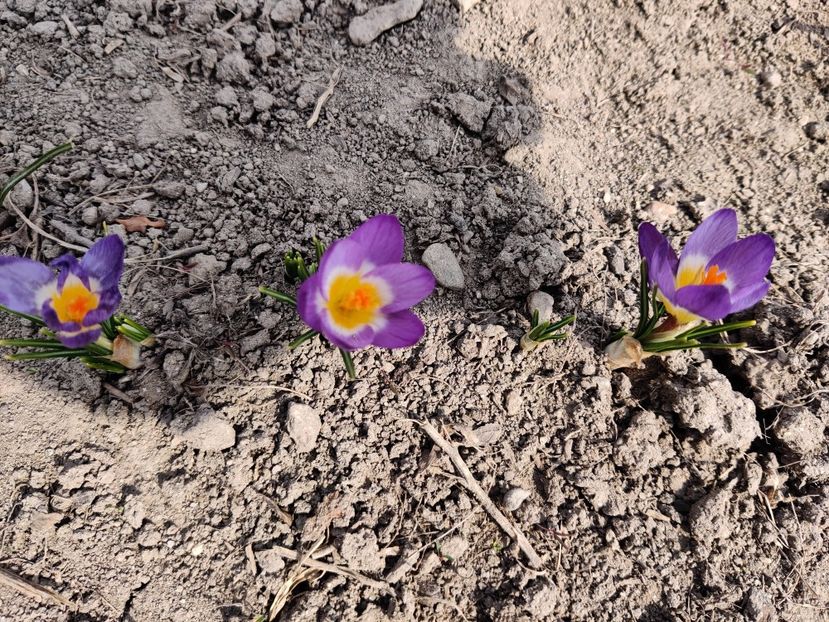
[5,197,88,253]
[266,545,392,593]
[0,566,74,610]
[417,420,544,569]
[124,244,209,265]
[307,67,343,129]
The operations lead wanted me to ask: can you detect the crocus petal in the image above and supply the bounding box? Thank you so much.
[81,235,125,291]
[638,222,670,269]
[0,257,55,316]
[679,208,737,269]
[672,284,732,321]
[41,304,81,334]
[55,326,101,349]
[82,288,122,326]
[727,280,771,315]
[51,254,88,290]
[348,214,404,266]
[367,263,435,313]
[651,240,679,297]
[707,234,775,293]
[317,239,371,292]
[319,313,375,351]
[371,310,425,349]
[296,273,324,333]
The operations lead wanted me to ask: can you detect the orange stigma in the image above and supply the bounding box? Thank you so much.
[702,265,727,286]
[52,280,99,324]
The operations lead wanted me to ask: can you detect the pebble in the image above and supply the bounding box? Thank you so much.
[6,178,33,209]
[774,409,825,456]
[744,587,777,622]
[189,254,226,285]
[348,0,424,46]
[178,405,236,451]
[270,0,303,25]
[286,402,321,453]
[153,181,185,198]
[216,51,251,84]
[30,21,58,36]
[112,57,138,79]
[251,88,275,112]
[81,205,99,226]
[605,246,625,275]
[422,243,464,290]
[215,86,238,108]
[648,200,677,222]
[502,487,530,511]
[804,121,828,142]
[447,92,491,133]
[452,0,480,11]
[526,290,555,323]
[758,68,782,89]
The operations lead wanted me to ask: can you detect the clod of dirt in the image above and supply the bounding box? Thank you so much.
[188,253,226,285]
[497,227,568,293]
[216,51,252,84]
[270,0,303,26]
[112,57,138,79]
[613,410,669,477]
[661,362,759,461]
[523,580,557,618]
[348,0,424,46]
[177,405,236,451]
[526,290,555,323]
[5,177,33,209]
[422,242,464,290]
[744,587,778,622]
[447,92,492,133]
[773,409,825,457]
[452,0,480,12]
[804,121,828,142]
[483,105,522,149]
[502,487,530,511]
[285,403,321,453]
[758,68,782,89]
[339,528,385,573]
[688,487,733,551]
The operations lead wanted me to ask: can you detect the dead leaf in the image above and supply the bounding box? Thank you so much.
[116,215,167,233]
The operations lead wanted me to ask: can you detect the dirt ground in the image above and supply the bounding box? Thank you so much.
[1,0,828,620]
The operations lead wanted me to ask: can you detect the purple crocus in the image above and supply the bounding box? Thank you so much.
[639,209,774,325]
[297,215,435,351]
[0,235,124,348]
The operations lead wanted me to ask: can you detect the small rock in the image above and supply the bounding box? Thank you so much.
[255,34,277,60]
[758,68,782,89]
[413,138,439,161]
[439,535,468,561]
[112,57,138,79]
[503,487,530,511]
[153,181,185,198]
[526,290,555,323]
[12,0,36,14]
[81,205,99,226]
[30,21,58,36]
[422,243,464,290]
[452,0,480,11]
[6,178,33,209]
[256,549,286,574]
[340,529,384,573]
[447,92,491,133]
[483,105,521,148]
[250,242,273,260]
[270,0,303,25]
[162,350,187,385]
[348,0,424,46]
[804,121,828,142]
[286,403,321,453]
[215,86,238,107]
[605,246,625,275]
[505,390,522,416]
[689,487,732,549]
[178,405,236,451]
[648,200,677,222]
[774,409,825,456]
[216,51,251,84]
[251,88,275,112]
[744,587,778,622]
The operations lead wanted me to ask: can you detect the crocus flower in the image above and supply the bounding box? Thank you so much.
[0,235,124,348]
[638,208,774,325]
[297,215,435,351]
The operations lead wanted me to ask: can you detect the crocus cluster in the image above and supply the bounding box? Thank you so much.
[606,208,775,369]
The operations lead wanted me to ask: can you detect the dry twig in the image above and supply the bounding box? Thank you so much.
[307,67,343,129]
[0,566,74,610]
[416,419,544,569]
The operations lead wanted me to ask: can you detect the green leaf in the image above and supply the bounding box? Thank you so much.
[5,350,86,361]
[258,286,297,306]
[79,357,127,373]
[289,329,319,349]
[0,304,46,326]
[0,142,73,209]
[0,338,64,348]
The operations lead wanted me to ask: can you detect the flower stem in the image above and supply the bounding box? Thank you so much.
[339,348,356,380]
[288,329,318,350]
[0,304,46,326]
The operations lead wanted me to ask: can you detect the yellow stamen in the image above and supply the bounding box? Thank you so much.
[665,263,728,324]
[52,281,99,324]
[326,274,382,330]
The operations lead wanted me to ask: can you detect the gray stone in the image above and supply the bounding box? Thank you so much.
[744,587,778,622]
[189,254,226,286]
[286,403,321,453]
[112,57,138,79]
[804,121,828,142]
[251,88,275,112]
[5,178,33,209]
[216,51,251,84]
[447,93,491,133]
[153,181,185,198]
[348,0,423,46]
[503,487,530,511]
[758,68,782,89]
[81,205,99,226]
[178,405,236,451]
[422,243,464,290]
[215,86,238,107]
[270,0,303,25]
[30,21,58,36]
[526,290,555,323]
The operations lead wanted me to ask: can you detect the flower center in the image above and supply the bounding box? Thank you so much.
[52,281,99,324]
[326,274,382,330]
[676,263,728,289]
